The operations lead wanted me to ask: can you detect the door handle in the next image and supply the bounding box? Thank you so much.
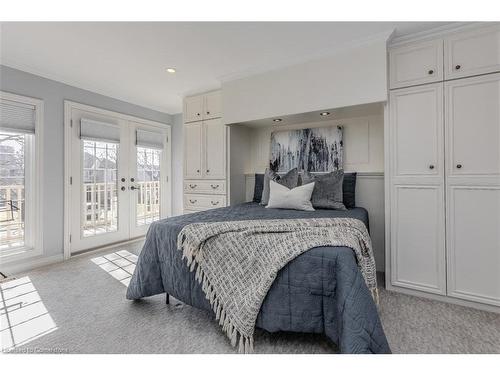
[130,185,140,190]
[121,186,126,191]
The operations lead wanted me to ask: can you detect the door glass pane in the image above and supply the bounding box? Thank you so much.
[82,140,119,237]
[136,147,161,226]
[0,132,25,250]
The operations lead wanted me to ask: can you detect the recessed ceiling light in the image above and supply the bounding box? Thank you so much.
[320,111,331,116]
[273,118,283,122]
[166,68,176,73]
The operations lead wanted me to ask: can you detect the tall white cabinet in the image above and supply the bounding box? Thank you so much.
[387,24,500,311]
[183,91,228,213]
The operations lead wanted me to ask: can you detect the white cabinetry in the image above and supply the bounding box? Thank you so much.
[183,91,228,213]
[389,39,443,89]
[387,25,500,311]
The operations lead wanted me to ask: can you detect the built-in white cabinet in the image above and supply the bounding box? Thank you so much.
[183,91,228,213]
[389,39,443,89]
[390,84,443,178]
[388,24,500,311]
[184,122,203,179]
[391,185,446,295]
[184,91,222,123]
[445,73,500,177]
[204,118,226,179]
[445,25,500,80]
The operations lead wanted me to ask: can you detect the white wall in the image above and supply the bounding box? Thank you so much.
[222,39,388,125]
[0,65,173,272]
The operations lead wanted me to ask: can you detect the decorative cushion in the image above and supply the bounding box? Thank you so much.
[302,170,346,210]
[343,172,357,209]
[253,174,264,202]
[266,181,315,211]
[260,168,299,206]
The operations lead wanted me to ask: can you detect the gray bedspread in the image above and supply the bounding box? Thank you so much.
[126,202,391,354]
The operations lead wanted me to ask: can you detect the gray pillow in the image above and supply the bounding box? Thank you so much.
[260,167,299,206]
[266,181,315,211]
[302,170,346,210]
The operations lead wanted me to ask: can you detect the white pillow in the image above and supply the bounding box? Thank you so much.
[266,181,315,211]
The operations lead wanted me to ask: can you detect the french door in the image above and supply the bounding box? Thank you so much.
[65,102,170,255]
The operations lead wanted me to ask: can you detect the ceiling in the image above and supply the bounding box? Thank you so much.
[0,22,454,114]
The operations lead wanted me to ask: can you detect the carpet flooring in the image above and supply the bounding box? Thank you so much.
[1,241,499,354]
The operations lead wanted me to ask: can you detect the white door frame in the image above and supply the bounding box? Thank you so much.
[63,100,171,259]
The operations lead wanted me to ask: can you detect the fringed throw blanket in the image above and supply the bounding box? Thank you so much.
[177,217,377,353]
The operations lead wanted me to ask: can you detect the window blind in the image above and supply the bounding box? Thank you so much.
[80,118,121,143]
[136,129,164,150]
[0,99,36,134]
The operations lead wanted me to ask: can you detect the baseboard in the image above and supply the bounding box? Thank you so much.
[386,284,500,314]
[0,253,65,276]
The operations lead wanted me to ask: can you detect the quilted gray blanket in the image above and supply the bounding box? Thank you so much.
[126,203,391,354]
[178,218,378,353]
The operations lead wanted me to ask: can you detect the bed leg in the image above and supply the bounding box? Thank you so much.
[166,293,170,305]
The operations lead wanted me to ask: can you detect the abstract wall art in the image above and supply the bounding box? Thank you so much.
[270,125,343,173]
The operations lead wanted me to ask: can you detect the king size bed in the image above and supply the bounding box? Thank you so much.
[126,201,391,354]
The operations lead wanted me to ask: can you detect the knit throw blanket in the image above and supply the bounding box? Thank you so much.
[177,218,378,353]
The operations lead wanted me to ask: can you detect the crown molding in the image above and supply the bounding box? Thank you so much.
[388,22,491,47]
[218,29,395,83]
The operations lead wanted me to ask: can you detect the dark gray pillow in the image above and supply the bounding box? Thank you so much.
[253,174,264,202]
[343,172,357,209]
[260,168,299,205]
[302,170,346,210]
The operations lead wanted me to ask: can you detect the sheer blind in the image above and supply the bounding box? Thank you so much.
[136,129,164,150]
[80,118,121,143]
[0,99,36,134]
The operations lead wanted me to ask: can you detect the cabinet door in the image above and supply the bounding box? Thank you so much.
[446,73,500,177]
[389,39,443,89]
[184,96,203,123]
[203,118,226,179]
[390,84,443,179]
[184,122,202,179]
[445,25,500,80]
[203,91,222,120]
[391,185,446,295]
[447,186,500,306]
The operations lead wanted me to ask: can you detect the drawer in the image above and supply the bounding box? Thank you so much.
[184,180,226,194]
[445,25,500,80]
[390,39,443,89]
[184,194,226,210]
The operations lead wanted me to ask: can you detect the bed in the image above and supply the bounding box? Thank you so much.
[126,202,391,354]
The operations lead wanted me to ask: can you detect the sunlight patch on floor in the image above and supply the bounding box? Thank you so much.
[0,276,57,351]
[91,250,137,286]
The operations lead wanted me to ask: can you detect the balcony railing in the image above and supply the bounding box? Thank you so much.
[1,181,160,247]
[0,184,25,249]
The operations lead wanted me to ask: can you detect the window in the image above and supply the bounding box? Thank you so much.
[0,92,43,259]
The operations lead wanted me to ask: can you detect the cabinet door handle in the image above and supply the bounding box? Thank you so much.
[189,199,197,204]
[196,112,201,116]
[196,169,200,173]
[121,186,126,191]
[211,201,219,205]
[211,184,219,189]
[455,65,461,70]
[456,164,462,169]
[206,169,210,173]
[428,69,434,75]
[206,111,210,115]
[429,165,435,170]
[189,184,197,189]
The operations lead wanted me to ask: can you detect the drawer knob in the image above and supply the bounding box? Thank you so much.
[428,69,434,75]
[189,199,197,204]
[196,112,200,116]
[429,165,435,170]
[211,201,219,205]
[456,164,462,169]
[455,65,461,70]
[196,169,200,173]
[211,184,219,189]
[206,169,210,173]
[207,111,210,114]
[189,184,197,189]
